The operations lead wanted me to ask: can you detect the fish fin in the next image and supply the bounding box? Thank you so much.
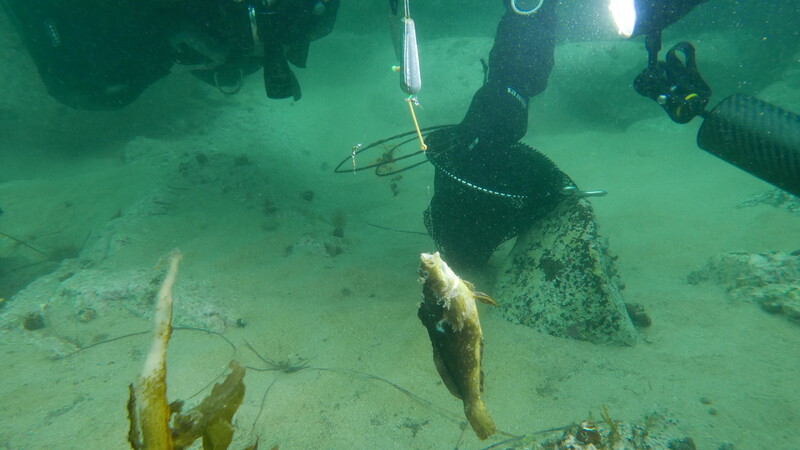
[473,291,497,306]
[463,279,496,305]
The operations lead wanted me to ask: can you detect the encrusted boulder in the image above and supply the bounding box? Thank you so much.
[688,251,800,323]
[494,197,637,345]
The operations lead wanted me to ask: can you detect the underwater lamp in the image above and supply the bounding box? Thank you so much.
[609,0,800,198]
[609,0,709,38]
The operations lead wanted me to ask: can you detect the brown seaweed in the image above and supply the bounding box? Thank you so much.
[127,251,250,450]
[171,361,246,450]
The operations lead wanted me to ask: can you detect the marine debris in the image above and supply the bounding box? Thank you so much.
[0,227,91,302]
[417,251,497,440]
[126,251,249,450]
[0,230,50,259]
[0,228,91,263]
[503,412,698,449]
[244,340,309,374]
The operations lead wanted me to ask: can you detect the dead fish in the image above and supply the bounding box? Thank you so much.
[417,251,497,440]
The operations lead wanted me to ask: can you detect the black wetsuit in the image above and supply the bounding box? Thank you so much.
[1,0,338,109]
[424,0,572,269]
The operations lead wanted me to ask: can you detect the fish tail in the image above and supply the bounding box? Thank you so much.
[465,398,496,440]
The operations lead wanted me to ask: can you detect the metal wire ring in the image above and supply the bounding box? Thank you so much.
[511,0,544,15]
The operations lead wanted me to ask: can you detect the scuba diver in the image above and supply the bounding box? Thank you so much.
[423,0,800,269]
[4,0,797,269]
[2,0,569,271]
[422,0,580,269]
[0,0,339,110]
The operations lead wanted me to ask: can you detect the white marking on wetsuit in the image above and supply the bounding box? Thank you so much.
[506,87,528,109]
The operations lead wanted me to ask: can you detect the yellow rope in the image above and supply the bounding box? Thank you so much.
[407,98,427,151]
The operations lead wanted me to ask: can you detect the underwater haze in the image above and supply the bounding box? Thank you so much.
[1,0,799,448]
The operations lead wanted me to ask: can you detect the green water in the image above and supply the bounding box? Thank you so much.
[1,1,799,448]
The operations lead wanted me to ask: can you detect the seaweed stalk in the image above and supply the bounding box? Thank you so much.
[600,404,619,445]
[127,251,250,450]
[133,250,182,449]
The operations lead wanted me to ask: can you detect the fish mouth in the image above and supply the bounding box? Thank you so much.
[419,252,438,269]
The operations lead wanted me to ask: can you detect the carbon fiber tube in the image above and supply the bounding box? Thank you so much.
[698,94,800,197]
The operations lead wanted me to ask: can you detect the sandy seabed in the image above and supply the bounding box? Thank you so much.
[1,30,799,450]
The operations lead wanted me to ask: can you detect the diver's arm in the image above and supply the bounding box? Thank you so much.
[459,0,556,147]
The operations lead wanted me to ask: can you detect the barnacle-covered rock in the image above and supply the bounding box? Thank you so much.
[494,197,637,345]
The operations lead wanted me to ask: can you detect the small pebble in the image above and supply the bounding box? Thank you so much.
[667,438,697,450]
[78,307,97,322]
[22,313,45,331]
[625,303,652,328]
[300,190,314,202]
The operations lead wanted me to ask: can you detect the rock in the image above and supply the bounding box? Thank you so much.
[736,188,800,215]
[22,312,45,330]
[626,302,652,328]
[507,409,694,449]
[494,197,637,345]
[0,261,239,356]
[687,251,800,287]
[688,251,800,325]
[781,296,800,322]
[52,267,237,332]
